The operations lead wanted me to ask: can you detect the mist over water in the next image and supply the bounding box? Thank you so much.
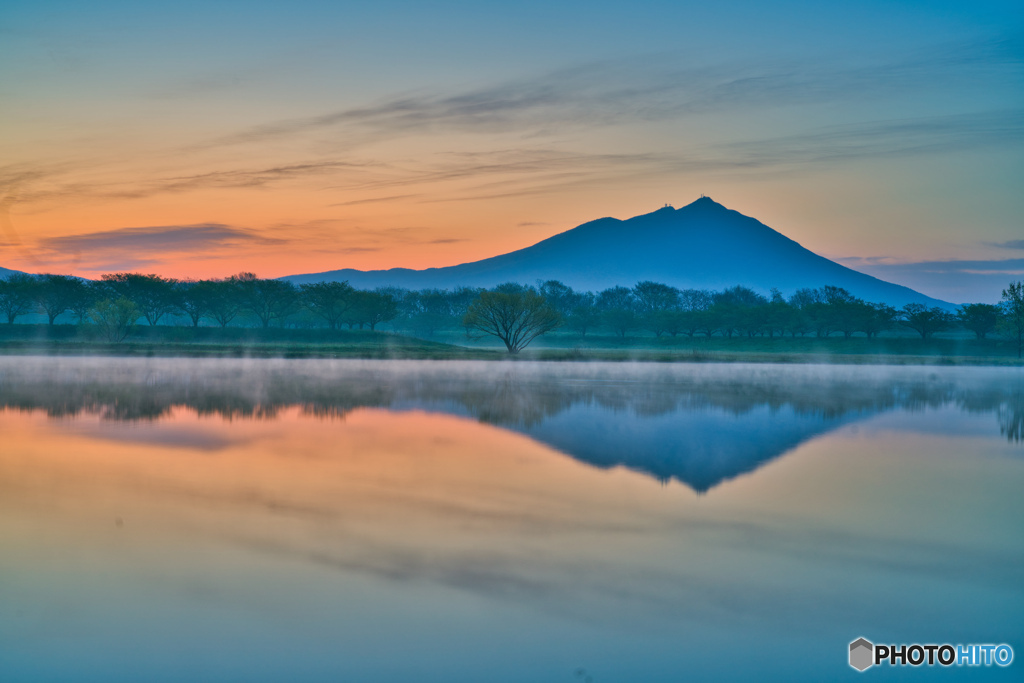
[1,357,1021,681]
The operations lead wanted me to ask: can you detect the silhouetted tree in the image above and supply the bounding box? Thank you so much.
[1001,281,1024,358]
[597,286,637,338]
[763,288,791,338]
[101,273,181,325]
[538,280,578,317]
[0,273,38,324]
[900,303,953,339]
[958,303,1002,340]
[820,286,861,338]
[679,289,712,337]
[789,288,833,337]
[177,280,210,327]
[204,278,244,327]
[300,280,356,330]
[633,281,680,336]
[713,286,768,337]
[68,280,101,323]
[348,290,399,330]
[463,283,561,353]
[234,273,299,328]
[35,274,83,325]
[861,303,896,338]
[566,292,600,337]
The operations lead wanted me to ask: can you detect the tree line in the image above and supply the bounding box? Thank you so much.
[0,272,1022,355]
[0,273,399,341]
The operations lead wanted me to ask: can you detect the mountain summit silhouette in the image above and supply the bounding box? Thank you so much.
[286,197,947,306]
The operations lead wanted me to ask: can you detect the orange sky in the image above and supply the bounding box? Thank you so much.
[1,1,1021,299]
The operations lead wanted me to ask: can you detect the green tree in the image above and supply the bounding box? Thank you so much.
[90,297,141,342]
[1001,281,1024,358]
[463,284,561,354]
[958,303,1002,340]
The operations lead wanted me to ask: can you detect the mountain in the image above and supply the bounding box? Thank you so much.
[284,197,950,307]
[0,266,28,279]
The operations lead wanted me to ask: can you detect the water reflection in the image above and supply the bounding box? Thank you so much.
[1,358,1022,682]
[0,358,1020,492]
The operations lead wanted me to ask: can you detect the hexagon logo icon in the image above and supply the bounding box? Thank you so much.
[849,638,874,672]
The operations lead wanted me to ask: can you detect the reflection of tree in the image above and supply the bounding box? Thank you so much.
[0,359,1019,440]
[998,392,1024,444]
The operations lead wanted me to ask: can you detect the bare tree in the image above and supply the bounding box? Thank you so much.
[463,284,561,354]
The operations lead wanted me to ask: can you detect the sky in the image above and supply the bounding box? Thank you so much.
[0,0,1021,302]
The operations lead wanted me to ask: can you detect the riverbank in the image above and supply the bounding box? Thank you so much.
[0,324,1021,365]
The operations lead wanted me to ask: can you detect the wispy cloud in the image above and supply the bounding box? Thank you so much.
[28,223,286,272]
[329,193,421,207]
[40,223,282,254]
[988,239,1024,250]
[844,256,1024,274]
[199,35,1023,149]
[717,109,1024,167]
[840,256,1024,303]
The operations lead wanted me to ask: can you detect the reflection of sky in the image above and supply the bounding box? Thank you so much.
[1,2,1021,301]
[0,399,1021,681]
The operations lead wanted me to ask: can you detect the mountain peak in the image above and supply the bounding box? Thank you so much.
[685,195,725,210]
[282,199,951,309]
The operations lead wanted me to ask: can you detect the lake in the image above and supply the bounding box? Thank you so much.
[1,357,1021,682]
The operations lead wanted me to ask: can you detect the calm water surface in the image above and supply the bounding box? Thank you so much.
[0,358,1021,682]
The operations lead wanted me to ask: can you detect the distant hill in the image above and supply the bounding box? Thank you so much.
[283,197,951,308]
[0,266,28,279]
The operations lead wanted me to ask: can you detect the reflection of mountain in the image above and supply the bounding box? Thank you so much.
[520,404,866,491]
[0,358,1019,491]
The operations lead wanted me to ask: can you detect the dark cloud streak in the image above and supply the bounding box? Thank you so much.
[41,223,283,255]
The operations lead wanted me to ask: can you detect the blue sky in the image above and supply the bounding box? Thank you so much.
[0,0,1021,301]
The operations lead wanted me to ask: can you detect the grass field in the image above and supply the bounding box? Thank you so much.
[0,324,1021,365]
